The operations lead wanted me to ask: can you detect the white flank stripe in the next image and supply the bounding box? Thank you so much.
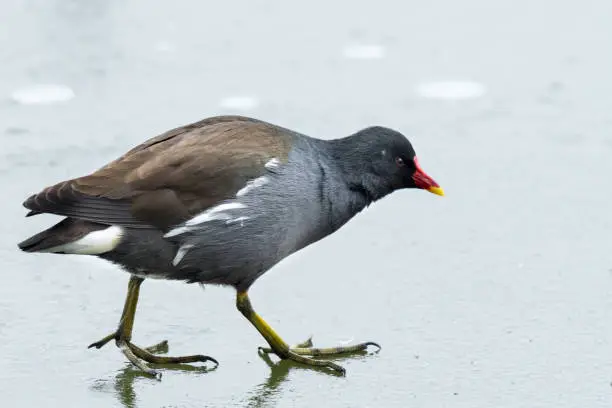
[164,226,188,238]
[265,158,280,170]
[44,226,124,255]
[236,176,269,197]
[226,216,250,226]
[164,202,247,237]
[186,202,246,226]
[172,244,193,266]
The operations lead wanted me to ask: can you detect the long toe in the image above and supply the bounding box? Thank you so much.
[88,332,117,349]
[143,340,170,354]
[261,338,381,357]
[258,336,313,354]
[127,342,219,368]
[294,341,381,356]
[117,340,161,379]
[285,350,346,376]
[88,333,170,352]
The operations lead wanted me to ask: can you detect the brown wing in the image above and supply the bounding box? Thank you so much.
[23,115,291,231]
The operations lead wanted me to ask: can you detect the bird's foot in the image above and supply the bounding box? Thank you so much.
[88,332,218,379]
[258,336,380,357]
[258,337,381,376]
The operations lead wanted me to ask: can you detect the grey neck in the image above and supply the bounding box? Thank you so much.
[326,137,393,203]
[316,137,393,232]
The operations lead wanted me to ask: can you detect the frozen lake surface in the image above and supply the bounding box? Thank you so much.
[1,0,612,407]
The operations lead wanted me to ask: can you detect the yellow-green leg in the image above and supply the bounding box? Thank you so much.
[88,275,218,377]
[88,276,157,349]
[236,291,380,376]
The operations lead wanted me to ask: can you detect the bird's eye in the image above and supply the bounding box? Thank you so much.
[395,157,405,167]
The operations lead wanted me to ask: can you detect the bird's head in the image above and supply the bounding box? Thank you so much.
[339,126,444,198]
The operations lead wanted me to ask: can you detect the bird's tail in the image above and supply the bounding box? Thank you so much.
[18,217,121,255]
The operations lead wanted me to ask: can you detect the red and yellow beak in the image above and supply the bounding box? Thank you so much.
[412,157,444,196]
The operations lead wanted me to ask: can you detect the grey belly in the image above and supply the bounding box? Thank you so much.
[98,226,279,290]
[99,228,180,278]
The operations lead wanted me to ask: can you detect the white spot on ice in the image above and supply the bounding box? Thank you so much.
[154,40,174,52]
[236,176,269,197]
[342,44,386,60]
[44,226,123,255]
[11,84,75,105]
[265,158,280,170]
[415,81,487,100]
[165,202,247,237]
[218,96,259,111]
[172,244,194,266]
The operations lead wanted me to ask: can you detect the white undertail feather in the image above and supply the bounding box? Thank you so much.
[43,226,124,255]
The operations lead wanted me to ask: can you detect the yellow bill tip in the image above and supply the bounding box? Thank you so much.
[427,186,445,196]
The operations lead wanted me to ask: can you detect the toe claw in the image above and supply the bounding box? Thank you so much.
[364,341,381,351]
[327,362,346,376]
[204,356,220,367]
[87,333,117,350]
[87,340,108,349]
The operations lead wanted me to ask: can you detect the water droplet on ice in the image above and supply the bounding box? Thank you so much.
[218,96,259,111]
[11,84,75,105]
[342,44,386,60]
